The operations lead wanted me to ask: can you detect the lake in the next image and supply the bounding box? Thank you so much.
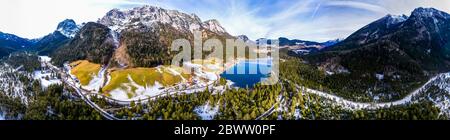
[220,59,272,88]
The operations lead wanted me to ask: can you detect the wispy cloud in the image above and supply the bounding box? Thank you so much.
[137,0,450,42]
[324,0,389,14]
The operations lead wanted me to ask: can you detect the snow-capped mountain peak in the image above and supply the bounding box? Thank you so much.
[410,7,450,20]
[386,14,408,27]
[98,5,229,35]
[236,35,256,44]
[56,19,80,38]
[202,19,227,34]
[237,35,250,42]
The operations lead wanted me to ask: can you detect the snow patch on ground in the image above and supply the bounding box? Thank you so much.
[39,56,52,63]
[166,67,180,75]
[109,75,165,101]
[184,62,219,81]
[33,56,62,88]
[33,70,61,88]
[156,67,163,73]
[429,95,450,117]
[289,72,450,111]
[195,102,219,120]
[376,73,384,80]
[325,71,334,75]
[183,62,203,69]
[130,76,164,97]
[166,67,187,81]
[0,65,29,104]
[426,73,450,117]
[203,72,218,81]
[205,64,220,71]
[0,111,5,120]
[109,89,130,101]
[82,67,107,91]
[293,109,302,120]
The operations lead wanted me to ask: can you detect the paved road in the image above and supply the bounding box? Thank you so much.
[43,60,121,120]
[68,83,121,120]
[256,73,449,120]
[256,82,286,120]
[285,72,450,110]
[44,59,218,120]
[255,97,285,120]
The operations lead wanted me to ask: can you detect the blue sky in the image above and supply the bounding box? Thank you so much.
[1,0,450,42]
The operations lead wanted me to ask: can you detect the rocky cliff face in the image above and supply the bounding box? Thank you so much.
[98,5,229,35]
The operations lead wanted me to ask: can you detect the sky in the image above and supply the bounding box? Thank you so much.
[1,0,450,42]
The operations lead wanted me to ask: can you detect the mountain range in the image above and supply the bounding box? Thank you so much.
[2,5,450,120]
[0,19,81,57]
[315,7,450,72]
[302,7,450,99]
[1,5,344,62]
[51,5,236,67]
[1,6,450,77]
[0,32,35,57]
[0,5,236,67]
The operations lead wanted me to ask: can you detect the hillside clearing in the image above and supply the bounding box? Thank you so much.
[70,60,101,86]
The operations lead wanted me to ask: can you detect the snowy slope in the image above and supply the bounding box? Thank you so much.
[98,5,228,34]
[0,112,4,120]
[56,19,80,38]
[0,64,30,104]
[195,102,219,120]
[386,14,408,27]
[281,72,450,119]
[33,56,62,88]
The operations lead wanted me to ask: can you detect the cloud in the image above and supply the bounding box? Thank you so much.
[269,0,315,21]
[1,0,450,41]
[324,0,389,14]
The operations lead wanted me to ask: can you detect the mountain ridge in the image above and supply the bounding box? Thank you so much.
[301,7,450,100]
[56,19,81,38]
[98,5,229,36]
[51,5,235,68]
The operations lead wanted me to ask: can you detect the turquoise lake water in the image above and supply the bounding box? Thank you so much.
[220,59,272,88]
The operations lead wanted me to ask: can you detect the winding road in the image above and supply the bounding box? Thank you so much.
[285,72,450,110]
[43,57,221,120]
[256,72,450,120]
[67,83,120,120]
[42,59,121,120]
[256,82,286,120]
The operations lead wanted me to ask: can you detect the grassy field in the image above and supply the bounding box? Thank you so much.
[191,58,226,73]
[69,60,192,98]
[70,60,101,86]
[102,66,190,94]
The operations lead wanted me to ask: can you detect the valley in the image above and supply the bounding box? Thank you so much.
[1,5,450,120]
[62,55,242,102]
[1,52,448,120]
